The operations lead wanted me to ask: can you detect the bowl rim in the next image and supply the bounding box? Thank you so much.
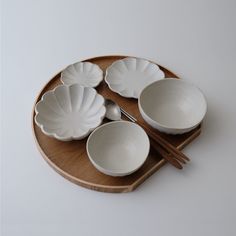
[86,120,150,176]
[138,78,207,130]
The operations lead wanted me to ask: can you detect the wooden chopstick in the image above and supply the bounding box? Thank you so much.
[138,122,190,162]
[149,138,183,169]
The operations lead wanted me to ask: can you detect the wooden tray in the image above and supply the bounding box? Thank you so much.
[32,55,201,193]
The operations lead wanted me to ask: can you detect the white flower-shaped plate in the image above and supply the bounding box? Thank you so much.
[61,62,103,87]
[105,57,165,98]
[35,84,106,141]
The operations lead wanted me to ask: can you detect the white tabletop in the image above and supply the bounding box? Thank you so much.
[2,0,236,235]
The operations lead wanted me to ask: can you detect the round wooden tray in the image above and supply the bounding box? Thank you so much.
[32,55,201,193]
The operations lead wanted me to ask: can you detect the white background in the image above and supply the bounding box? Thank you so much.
[1,0,236,235]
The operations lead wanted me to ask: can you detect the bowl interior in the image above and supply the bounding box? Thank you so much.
[139,79,207,129]
[87,121,150,175]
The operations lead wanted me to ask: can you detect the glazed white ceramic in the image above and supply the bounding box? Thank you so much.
[138,79,207,134]
[105,57,165,99]
[61,61,103,87]
[35,84,106,141]
[86,121,150,176]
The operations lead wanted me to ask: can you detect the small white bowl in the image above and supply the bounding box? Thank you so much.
[105,57,165,99]
[35,84,106,141]
[61,61,103,87]
[138,79,207,134]
[86,121,150,176]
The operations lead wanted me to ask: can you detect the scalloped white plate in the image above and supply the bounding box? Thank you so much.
[61,62,103,87]
[35,84,106,141]
[105,57,165,98]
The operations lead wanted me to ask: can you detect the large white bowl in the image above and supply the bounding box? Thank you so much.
[138,79,207,134]
[86,121,150,176]
[61,61,103,87]
[35,84,106,141]
[105,57,165,99]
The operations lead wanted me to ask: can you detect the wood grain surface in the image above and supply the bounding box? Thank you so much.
[32,55,201,193]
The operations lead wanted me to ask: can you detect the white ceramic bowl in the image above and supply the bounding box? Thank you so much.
[105,57,165,99]
[35,84,106,141]
[61,61,103,87]
[138,79,207,134]
[86,121,150,176]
